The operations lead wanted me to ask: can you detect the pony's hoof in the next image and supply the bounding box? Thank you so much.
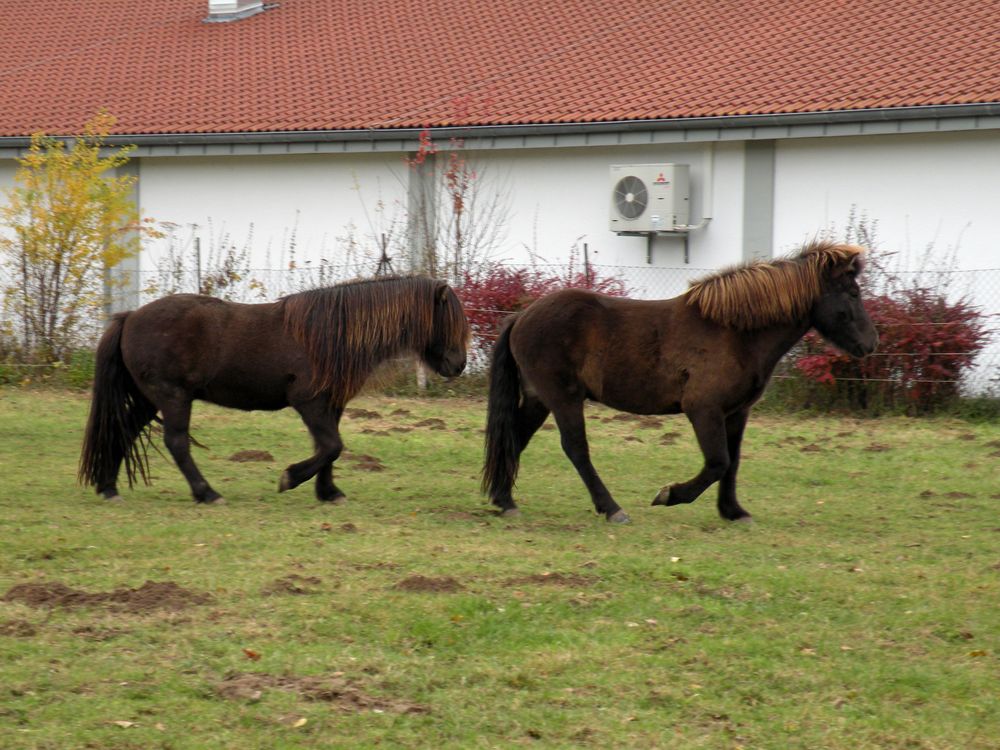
[731,514,753,525]
[199,496,225,505]
[498,507,520,518]
[651,486,672,506]
[278,471,293,493]
[320,493,347,505]
[103,494,124,503]
[607,509,631,524]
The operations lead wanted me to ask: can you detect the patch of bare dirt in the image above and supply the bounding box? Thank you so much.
[343,452,385,471]
[216,672,428,714]
[865,443,891,452]
[413,418,447,430]
[345,408,382,420]
[390,408,412,417]
[944,491,973,499]
[351,561,401,571]
[0,619,37,637]
[505,572,597,587]
[262,575,322,596]
[426,507,488,521]
[603,414,663,429]
[392,575,464,593]
[228,450,274,462]
[1,580,214,613]
[800,443,824,453]
[72,625,127,641]
[777,435,808,445]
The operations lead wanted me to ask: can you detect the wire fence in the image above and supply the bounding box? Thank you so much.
[2,261,999,394]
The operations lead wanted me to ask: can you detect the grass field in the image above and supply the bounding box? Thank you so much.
[1,388,998,749]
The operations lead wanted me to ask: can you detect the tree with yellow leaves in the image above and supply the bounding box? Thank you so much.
[1,112,158,362]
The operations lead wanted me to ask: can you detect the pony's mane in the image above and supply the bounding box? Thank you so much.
[281,275,467,403]
[684,240,866,330]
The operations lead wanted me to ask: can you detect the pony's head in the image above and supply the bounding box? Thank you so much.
[804,243,879,358]
[686,240,878,358]
[421,282,471,378]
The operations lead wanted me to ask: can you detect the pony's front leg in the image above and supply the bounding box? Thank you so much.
[652,406,729,509]
[315,462,346,504]
[280,401,345,501]
[716,408,752,521]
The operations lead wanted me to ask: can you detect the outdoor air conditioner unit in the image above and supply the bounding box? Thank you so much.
[609,164,690,233]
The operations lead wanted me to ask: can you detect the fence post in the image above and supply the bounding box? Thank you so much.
[195,236,202,293]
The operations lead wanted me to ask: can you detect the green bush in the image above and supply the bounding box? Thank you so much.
[59,349,96,390]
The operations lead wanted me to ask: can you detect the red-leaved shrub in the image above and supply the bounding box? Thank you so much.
[456,261,629,362]
[794,286,989,413]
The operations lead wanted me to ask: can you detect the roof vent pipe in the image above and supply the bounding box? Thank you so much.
[204,0,266,22]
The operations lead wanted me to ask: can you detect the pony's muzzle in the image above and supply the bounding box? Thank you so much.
[438,355,467,378]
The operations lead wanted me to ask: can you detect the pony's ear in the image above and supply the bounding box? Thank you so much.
[435,282,450,303]
[830,250,866,278]
[850,252,866,276]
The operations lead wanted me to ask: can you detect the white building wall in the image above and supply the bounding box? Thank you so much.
[0,161,14,190]
[467,142,745,272]
[124,143,750,301]
[136,152,410,272]
[4,129,998,282]
[774,130,1000,270]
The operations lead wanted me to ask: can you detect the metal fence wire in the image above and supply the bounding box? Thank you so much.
[3,261,999,394]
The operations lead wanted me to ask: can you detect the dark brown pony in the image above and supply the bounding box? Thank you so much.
[483,241,878,523]
[80,276,470,504]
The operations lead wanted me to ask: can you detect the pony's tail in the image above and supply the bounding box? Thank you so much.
[482,315,523,501]
[79,313,157,494]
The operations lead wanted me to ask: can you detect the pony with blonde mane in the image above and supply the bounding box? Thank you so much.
[81,276,470,505]
[483,241,878,523]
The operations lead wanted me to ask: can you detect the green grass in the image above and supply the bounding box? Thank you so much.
[1,388,998,749]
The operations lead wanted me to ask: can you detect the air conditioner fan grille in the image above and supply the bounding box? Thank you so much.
[613,175,648,219]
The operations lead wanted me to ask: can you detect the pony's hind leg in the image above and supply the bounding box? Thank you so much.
[96,405,157,501]
[490,396,550,515]
[160,399,223,504]
[550,399,629,523]
[280,401,344,501]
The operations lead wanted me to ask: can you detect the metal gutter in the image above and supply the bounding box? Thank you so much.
[1,103,999,150]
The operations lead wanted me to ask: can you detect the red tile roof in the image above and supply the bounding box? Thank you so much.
[1,0,999,137]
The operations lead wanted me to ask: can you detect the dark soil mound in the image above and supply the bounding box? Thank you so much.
[2,580,214,613]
